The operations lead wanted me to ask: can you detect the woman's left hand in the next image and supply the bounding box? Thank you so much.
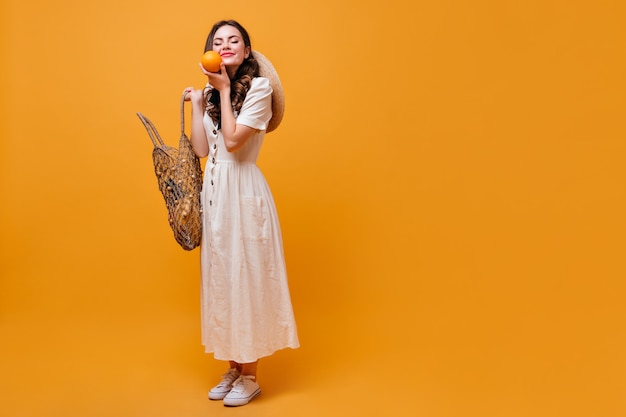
[199,62,230,93]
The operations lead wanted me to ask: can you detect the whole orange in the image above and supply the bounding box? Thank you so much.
[201,51,222,72]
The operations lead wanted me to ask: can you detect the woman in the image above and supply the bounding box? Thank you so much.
[183,20,299,407]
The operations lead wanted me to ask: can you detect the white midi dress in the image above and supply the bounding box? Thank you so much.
[200,77,299,363]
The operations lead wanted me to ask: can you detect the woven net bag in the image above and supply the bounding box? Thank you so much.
[137,94,203,250]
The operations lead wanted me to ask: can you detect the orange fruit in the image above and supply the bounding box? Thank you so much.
[201,51,222,72]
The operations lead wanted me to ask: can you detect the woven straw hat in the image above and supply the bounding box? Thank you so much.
[253,50,284,133]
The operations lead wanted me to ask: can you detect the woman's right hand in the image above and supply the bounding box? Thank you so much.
[183,86,210,158]
[183,87,204,105]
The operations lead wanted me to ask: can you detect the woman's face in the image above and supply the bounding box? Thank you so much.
[211,25,251,74]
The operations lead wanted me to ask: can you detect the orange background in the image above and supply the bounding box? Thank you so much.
[1,1,625,416]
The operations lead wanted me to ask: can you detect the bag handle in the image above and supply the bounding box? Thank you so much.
[137,91,190,148]
[136,112,165,148]
[180,92,187,135]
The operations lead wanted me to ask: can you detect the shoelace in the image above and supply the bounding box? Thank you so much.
[230,375,255,393]
[217,369,240,388]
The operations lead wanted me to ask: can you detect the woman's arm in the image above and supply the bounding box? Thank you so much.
[217,89,256,152]
[183,87,210,158]
[207,63,256,153]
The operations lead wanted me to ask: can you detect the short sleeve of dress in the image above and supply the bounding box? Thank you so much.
[236,77,273,131]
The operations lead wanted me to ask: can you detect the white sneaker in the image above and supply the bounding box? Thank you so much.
[223,375,261,407]
[208,368,241,400]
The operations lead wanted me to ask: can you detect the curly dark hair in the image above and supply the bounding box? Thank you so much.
[203,20,260,127]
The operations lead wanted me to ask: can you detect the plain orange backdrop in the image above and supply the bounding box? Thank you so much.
[1,1,626,416]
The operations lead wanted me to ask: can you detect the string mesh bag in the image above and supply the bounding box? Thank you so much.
[137,94,203,250]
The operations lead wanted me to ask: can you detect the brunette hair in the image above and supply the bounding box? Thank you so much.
[203,20,259,126]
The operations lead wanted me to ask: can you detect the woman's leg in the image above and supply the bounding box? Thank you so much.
[240,361,258,379]
[229,361,242,372]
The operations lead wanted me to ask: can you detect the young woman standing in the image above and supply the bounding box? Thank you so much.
[183,20,299,407]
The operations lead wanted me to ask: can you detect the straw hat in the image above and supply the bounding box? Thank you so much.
[253,50,284,133]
